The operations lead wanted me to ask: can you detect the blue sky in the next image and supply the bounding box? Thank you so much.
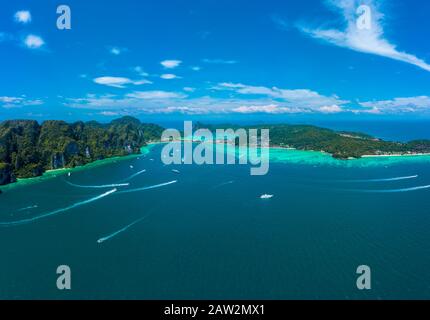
[1,0,430,121]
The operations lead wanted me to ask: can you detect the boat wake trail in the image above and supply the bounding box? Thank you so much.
[345,175,418,183]
[119,169,147,183]
[0,189,117,227]
[116,180,177,195]
[355,185,430,193]
[65,181,129,189]
[97,215,150,244]
[212,180,235,190]
[64,168,146,188]
[17,205,38,212]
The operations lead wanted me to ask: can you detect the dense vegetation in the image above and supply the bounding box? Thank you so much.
[194,123,430,159]
[0,116,163,186]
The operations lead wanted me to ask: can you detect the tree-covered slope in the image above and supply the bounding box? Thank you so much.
[0,116,163,185]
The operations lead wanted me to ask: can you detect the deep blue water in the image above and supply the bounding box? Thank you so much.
[307,120,430,142]
[1,144,430,299]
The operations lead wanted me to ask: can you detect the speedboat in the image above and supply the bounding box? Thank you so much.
[260,194,274,199]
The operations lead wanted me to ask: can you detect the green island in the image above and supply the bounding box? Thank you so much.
[195,122,430,159]
[1,117,430,190]
[0,116,163,190]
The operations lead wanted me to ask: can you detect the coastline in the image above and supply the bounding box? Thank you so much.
[361,153,430,158]
[163,139,430,160]
[186,139,430,159]
[0,144,155,193]
[268,145,430,159]
[177,139,430,167]
[3,141,430,193]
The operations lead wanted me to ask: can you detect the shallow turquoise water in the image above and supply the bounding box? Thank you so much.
[269,147,430,167]
[1,144,430,299]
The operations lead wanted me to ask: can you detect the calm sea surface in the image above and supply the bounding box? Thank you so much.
[1,131,430,299]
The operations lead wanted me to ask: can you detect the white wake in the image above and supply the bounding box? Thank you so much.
[97,216,149,244]
[0,189,117,227]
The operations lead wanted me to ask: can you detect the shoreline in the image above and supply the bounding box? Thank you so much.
[2,142,430,192]
[361,153,430,158]
[181,140,430,159]
[0,144,155,192]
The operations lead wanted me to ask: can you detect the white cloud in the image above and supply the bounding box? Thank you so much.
[215,83,274,95]
[299,0,430,72]
[99,111,120,116]
[24,34,45,49]
[154,106,211,115]
[232,104,303,114]
[133,66,149,77]
[161,60,182,69]
[359,96,430,113]
[65,91,342,115]
[133,79,153,85]
[353,107,381,115]
[93,76,152,88]
[110,48,121,55]
[94,77,133,88]
[203,59,238,64]
[66,82,350,115]
[14,11,32,24]
[183,87,196,92]
[0,96,43,108]
[65,94,231,113]
[126,91,187,100]
[109,47,127,55]
[319,105,344,113]
[68,94,127,109]
[66,91,195,114]
[191,66,201,71]
[0,97,22,103]
[160,74,181,80]
[214,82,348,110]
[64,89,430,115]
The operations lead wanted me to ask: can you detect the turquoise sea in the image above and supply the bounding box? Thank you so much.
[1,143,430,299]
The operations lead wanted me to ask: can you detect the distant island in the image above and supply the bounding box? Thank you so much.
[194,123,430,159]
[1,117,430,189]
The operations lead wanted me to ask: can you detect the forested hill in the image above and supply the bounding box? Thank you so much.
[194,123,430,159]
[0,117,163,186]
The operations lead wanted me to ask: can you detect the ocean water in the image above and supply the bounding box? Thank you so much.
[308,120,430,142]
[1,144,430,299]
[151,117,430,142]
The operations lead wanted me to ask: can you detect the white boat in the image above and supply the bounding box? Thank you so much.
[67,172,71,177]
[172,169,181,174]
[260,194,274,199]
[130,165,134,169]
